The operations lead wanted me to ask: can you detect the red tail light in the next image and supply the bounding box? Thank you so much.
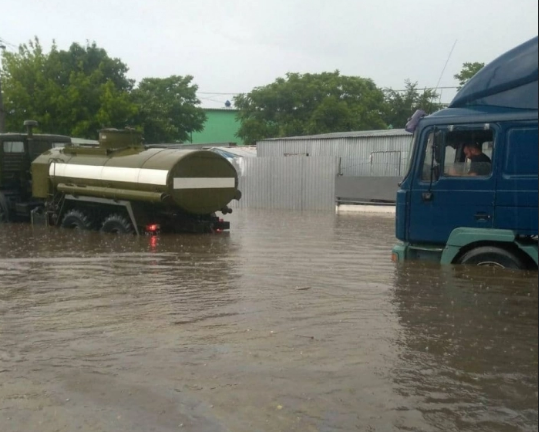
[146,224,160,233]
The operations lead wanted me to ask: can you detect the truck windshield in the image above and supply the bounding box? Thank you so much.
[3,141,25,153]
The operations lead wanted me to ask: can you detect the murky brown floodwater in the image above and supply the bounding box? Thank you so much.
[1,210,537,432]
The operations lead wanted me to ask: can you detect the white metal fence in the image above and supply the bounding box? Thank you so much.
[232,157,340,211]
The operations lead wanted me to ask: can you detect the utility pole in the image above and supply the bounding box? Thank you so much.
[0,43,6,133]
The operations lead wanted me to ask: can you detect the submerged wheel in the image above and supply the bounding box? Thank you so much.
[100,214,135,235]
[61,209,95,230]
[458,246,526,270]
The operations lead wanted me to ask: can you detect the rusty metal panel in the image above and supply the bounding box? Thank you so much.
[232,157,339,211]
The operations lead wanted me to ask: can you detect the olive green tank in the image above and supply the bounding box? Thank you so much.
[32,129,240,215]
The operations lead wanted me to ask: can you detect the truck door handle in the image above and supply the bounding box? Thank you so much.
[422,192,433,201]
[474,212,491,221]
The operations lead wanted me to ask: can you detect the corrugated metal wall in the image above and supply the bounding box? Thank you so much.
[257,134,413,177]
[336,177,401,203]
[232,157,339,210]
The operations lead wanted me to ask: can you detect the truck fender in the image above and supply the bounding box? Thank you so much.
[441,228,538,266]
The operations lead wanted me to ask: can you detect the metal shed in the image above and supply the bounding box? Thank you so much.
[257,129,414,177]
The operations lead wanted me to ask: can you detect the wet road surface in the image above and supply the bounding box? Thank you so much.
[0,210,537,432]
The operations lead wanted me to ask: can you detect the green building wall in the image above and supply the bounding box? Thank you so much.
[190,109,244,145]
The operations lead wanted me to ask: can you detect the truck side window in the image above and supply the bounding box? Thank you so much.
[442,129,495,177]
[3,141,25,153]
[443,145,463,175]
[443,142,470,176]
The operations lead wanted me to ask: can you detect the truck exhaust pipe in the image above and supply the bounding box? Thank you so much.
[24,120,38,137]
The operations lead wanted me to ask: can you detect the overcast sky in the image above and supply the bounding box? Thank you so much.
[1,0,538,108]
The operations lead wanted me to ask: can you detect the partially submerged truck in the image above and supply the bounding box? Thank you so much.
[0,122,241,234]
[392,37,538,269]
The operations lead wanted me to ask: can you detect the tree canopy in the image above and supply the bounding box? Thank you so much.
[131,76,206,143]
[454,62,485,90]
[234,71,387,145]
[1,37,476,144]
[0,38,206,142]
[383,80,443,129]
[0,38,137,137]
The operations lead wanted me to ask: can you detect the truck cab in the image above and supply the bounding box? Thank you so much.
[0,120,71,221]
[393,37,538,269]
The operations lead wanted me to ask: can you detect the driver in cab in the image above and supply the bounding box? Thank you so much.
[447,142,492,177]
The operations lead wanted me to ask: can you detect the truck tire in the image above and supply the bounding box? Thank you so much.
[458,246,526,269]
[100,214,135,235]
[61,209,95,230]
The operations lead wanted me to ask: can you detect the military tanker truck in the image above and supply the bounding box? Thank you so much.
[0,121,241,234]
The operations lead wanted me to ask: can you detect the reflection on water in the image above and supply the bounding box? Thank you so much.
[0,210,537,432]
[393,263,538,431]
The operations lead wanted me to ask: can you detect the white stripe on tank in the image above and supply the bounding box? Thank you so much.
[49,164,235,190]
[173,178,235,189]
[49,163,169,186]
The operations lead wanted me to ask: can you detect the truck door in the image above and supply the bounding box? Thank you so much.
[494,123,538,236]
[408,124,497,244]
[1,138,27,191]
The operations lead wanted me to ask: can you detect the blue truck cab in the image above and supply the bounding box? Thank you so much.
[392,37,538,270]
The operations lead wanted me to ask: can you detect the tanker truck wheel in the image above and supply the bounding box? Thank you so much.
[61,209,95,230]
[100,214,135,235]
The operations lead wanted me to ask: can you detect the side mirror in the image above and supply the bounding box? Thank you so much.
[405,110,427,133]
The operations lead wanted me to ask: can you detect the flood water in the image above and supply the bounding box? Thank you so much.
[1,210,537,432]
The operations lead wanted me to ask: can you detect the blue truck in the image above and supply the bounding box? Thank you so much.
[392,36,538,270]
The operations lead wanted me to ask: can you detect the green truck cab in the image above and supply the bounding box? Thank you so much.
[0,120,70,221]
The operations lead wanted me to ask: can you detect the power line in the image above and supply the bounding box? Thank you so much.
[198,91,241,96]
[1,36,459,97]
[0,37,17,49]
[197,86,460,97]
[384,86,459,93]
[198,96,229,104]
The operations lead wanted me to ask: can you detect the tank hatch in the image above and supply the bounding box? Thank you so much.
[98,128,144,150]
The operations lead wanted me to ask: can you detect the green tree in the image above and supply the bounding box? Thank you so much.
[454,62,485,90]
[0,38,137,137]
[234,71,387,145]
[131,76,206,144]
[383,80,443,129]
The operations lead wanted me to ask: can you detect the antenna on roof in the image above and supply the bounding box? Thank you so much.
[435,39,458,99]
